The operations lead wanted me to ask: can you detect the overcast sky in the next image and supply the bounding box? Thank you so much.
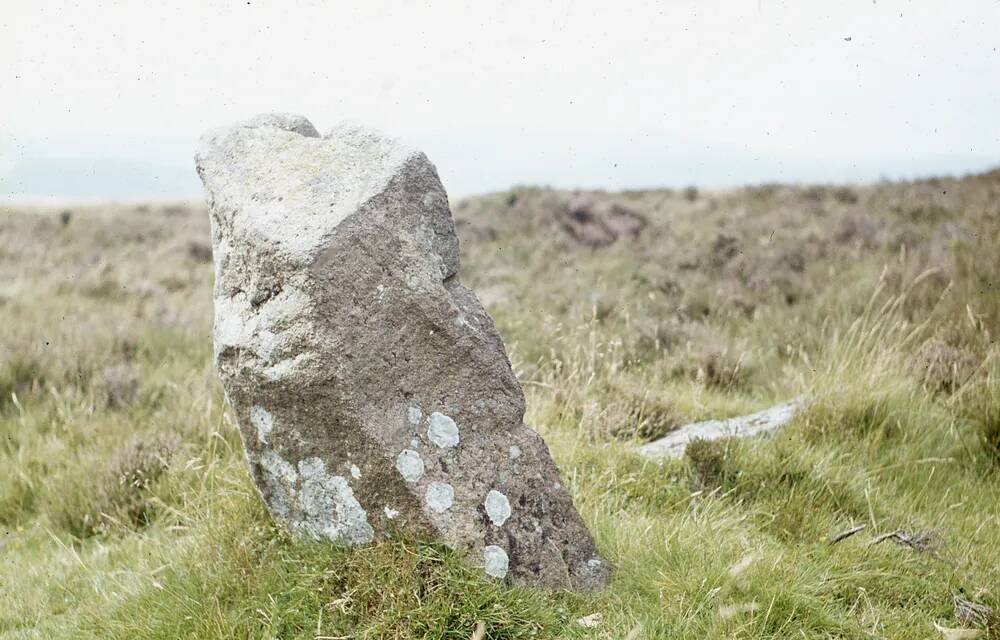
[3,0,999,199]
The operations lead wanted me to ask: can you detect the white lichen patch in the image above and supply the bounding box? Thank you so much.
[250,405,274,444]
[509,444,521,460]
[485,490,512,526]
[261,451,298,484]
[407,405,422,426]
[258,450,298,518]
[395,449,424,482]
[427,412,459,448]
[294,457,373,545]
[213,279,313,367]
[484,545,509,578]
[255,329,280,361]
[425,482,454,513]
[254,283,312,328]
[263,352,312,380]
[384,506,400,520]
[350,464,361,479]
[214,292,257,348]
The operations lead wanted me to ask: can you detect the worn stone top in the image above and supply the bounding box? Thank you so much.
[197,113,458,272]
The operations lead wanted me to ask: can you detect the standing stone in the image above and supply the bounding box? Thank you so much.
[195,113,610,591]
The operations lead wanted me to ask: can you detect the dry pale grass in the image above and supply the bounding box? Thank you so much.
[2,171,1000,638]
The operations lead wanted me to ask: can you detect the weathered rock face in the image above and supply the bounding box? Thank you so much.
[195,113,610,591]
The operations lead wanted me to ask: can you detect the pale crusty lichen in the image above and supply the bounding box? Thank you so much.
[485,490,512,527]
[425,481,454,513]
[395,449,424,482]
[250,405,274,444]
[258,451,373,545]
[484,545,509,578]
[295,456,373,545]
[427,412,459,448]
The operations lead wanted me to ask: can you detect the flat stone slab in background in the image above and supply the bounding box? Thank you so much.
[639,398,804,459]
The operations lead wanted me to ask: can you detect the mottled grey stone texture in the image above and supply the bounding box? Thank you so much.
[195,113,609,591]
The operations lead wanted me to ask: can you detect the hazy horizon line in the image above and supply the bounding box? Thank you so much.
[3,155,997,207]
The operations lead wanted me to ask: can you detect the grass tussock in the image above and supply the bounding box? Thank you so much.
[51,431,182,538]
[3,172,1000,638]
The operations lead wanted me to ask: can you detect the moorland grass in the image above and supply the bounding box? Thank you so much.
[1,172,998,638]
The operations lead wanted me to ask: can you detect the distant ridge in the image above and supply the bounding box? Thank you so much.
[0,156,202,200]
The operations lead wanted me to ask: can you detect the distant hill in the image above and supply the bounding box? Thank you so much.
[1,156,202,200]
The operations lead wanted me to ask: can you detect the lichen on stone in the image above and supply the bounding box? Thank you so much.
[258,450,298,519]
[425,481,454,513]
[485,489,512,526]
[395,449,424,482]
[427,412,459,448]
[484,545,509,578]
[294,456,373,545]
[250,405,274,444]
[407,405,422,426]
